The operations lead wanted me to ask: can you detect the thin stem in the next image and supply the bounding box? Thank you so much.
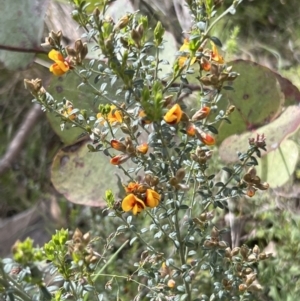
[119,214,162,255]
[0,44,46,54]
[170,190,192,300]
[74,70,135,121]
[155,123,175,176]
[154,47,160,81]
[216,148,256,196]
[204,5,235,36]
[93,239,129,281]
[92,273,156,292]
[0,267,32,301]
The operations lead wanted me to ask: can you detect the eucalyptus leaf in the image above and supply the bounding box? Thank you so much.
[0,0,49,70]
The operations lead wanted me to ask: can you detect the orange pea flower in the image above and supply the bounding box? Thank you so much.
[48,49,70,76]
[196,129,215,146]
[136,143,149,154]
[186,123,196,136]
[145,189,161,208]
[211,42,224,64]
[61,100,76,120]
[246,186,256,197]
[110,154,130,165]
[164,104,183,125]
[192,106,211,121]
[122,194,146,215]
[200,57,211,71]
[139,110,152,125]
[111,139,126,152]
[125,182,142,194]
[178,39,197,68]
[62,107,76,120]
[97,105,123,125]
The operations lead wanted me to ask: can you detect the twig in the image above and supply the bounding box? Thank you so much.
[0,104,43,175]
[0,44,47,54]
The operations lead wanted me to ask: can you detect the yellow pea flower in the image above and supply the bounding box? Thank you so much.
[48,49,70,76]
[122,194,146,215]
[164,104,183,125]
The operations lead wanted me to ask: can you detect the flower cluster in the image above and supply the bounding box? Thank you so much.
[97,104,123,126]
[122,179,161,215]
[44,31,88,76]
[242,167,269,197]
[110,137,148,165]
[178,39,224,70]
[60,100,77,121]
[185,106,216,145]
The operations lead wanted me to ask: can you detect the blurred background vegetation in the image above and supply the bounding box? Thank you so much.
[1,0,300,300]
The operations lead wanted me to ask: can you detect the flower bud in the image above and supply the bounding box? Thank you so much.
[110,154,130,165]
[247,254,257,262]
[80,43,88,61]
[114,15,130,31]
[231,247,240,256]
[83,232,91,244]
[175,168,186,182]
[225,247,231,258]
[257,182,269,190]
[93,7,100,22]
[131,28,141,45]
[190,153,199,162]
[196,128,215,146]
[167,279,176,288]
[253,245,260,255]
[186,123,196,136]
[136,143,148,154]
[239,284,247,292]
[243,268,253,275]
[203,240,215,248]
[218,241,227,248]
[137,24,144,37]
[226,105,235,115]
[73,228,83,243]
[111,139,126,152]
[49,30,62,46]
[192,106,211,121]
[245,273,257,286]
[65,46,77,57]
[258,252,269,260]
[240,245,250,259]
[211,226,219,240]
[154,21,165,46]
[24,78,45,97]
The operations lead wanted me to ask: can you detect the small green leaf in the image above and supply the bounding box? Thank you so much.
[129,237,138,246]
[209,36,222,47]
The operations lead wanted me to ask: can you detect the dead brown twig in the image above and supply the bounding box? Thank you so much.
[0,104,43,175]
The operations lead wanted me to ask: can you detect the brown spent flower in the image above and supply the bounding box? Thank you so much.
[41,30,63,49]
[24,78,46,97]
[65,39,88,64]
